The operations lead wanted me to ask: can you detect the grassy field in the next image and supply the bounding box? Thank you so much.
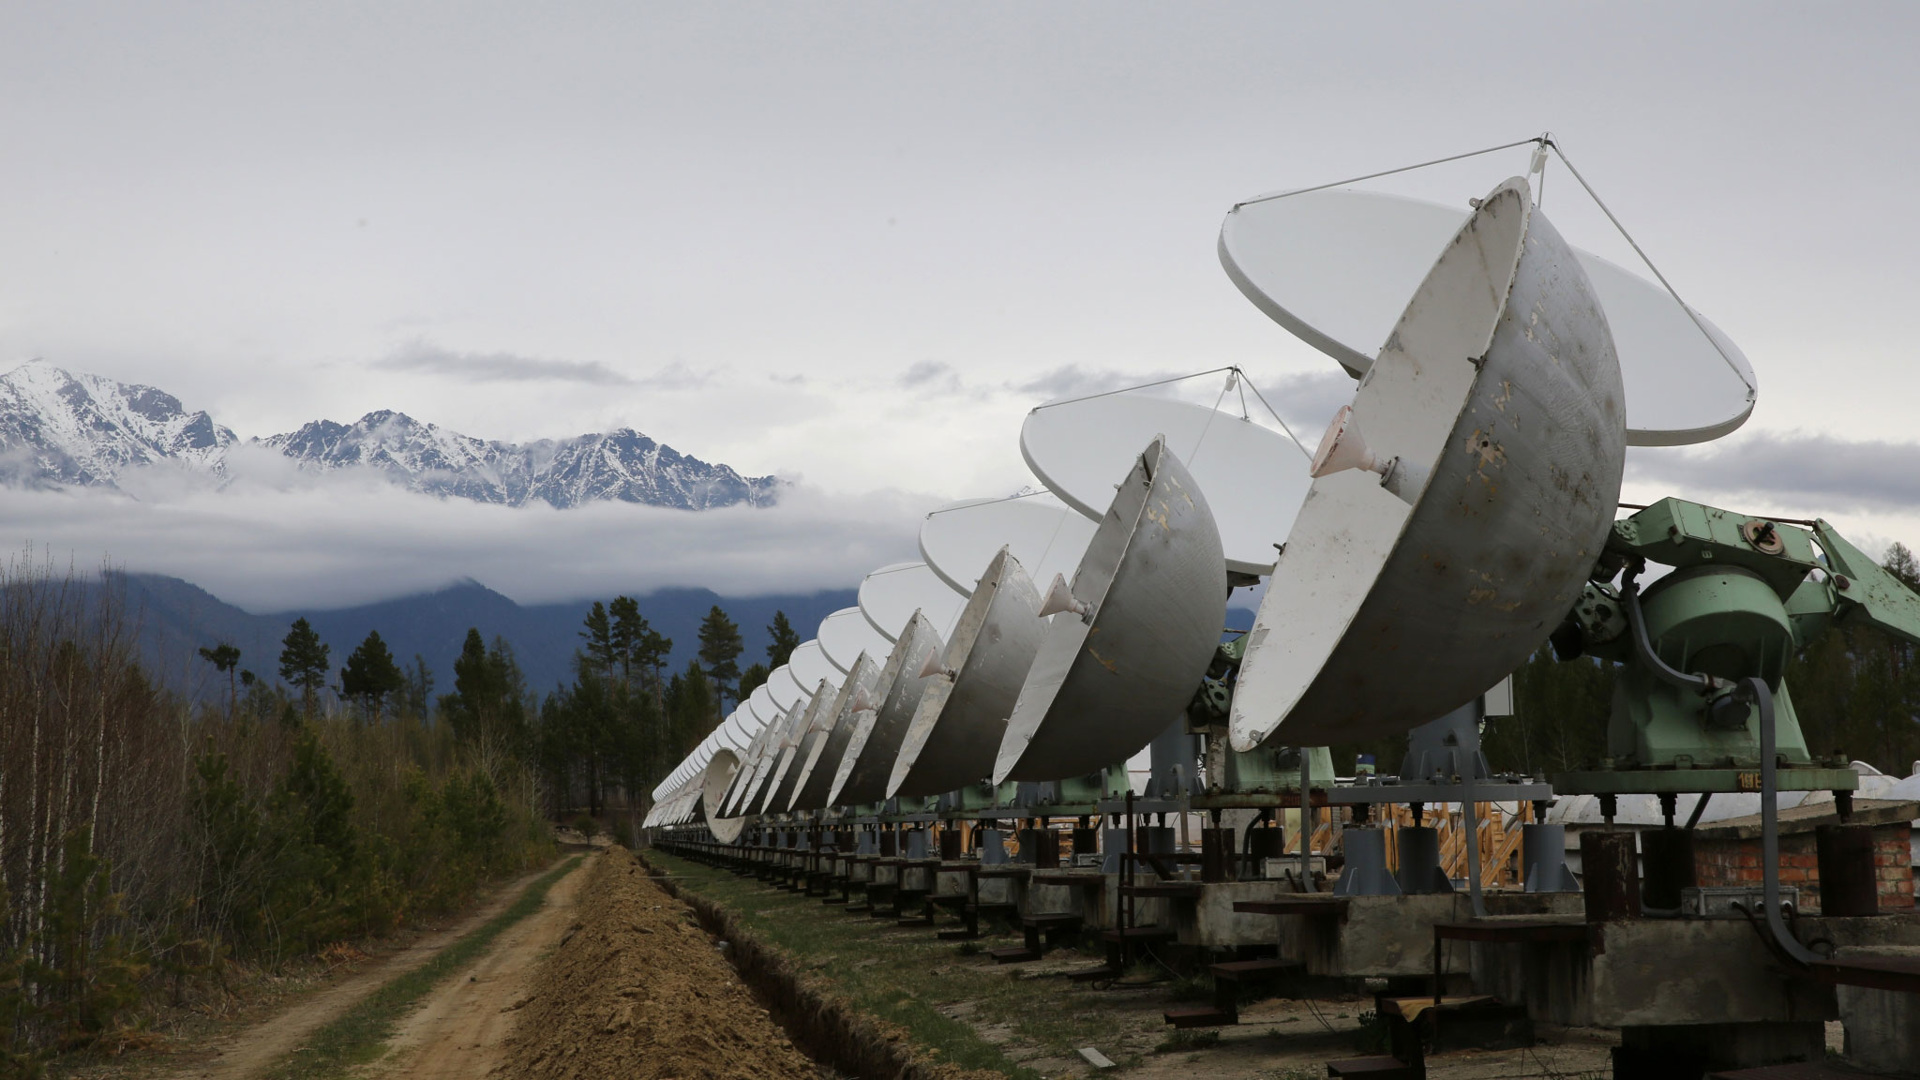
[645,850,1163,1077]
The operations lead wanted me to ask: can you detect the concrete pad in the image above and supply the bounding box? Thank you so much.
[1180,880,1306,953]
[1835,945,1920,1074]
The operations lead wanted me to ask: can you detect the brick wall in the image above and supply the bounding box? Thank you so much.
[1694,823,1914,913]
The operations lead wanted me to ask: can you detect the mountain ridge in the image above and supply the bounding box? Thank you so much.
[108,571,859,703]
[0,360,779,510]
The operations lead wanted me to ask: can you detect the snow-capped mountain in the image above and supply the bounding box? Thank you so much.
[0,361,780,510]
[0,362,238,488]
[265,411,778,509]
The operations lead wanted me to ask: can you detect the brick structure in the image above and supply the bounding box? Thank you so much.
[1693,818,1915,914]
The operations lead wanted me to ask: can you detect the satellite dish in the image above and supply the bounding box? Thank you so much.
[763,686,836,813]
[720,692,777,812]
[759,679,842,814]
[994,435,1227,782]
[719,720,776,816]
[859,562,967,641]
[745,685,777,728]
[827,612,945,805]
[788,653,884,810]
[1218,185,1753,446]
[668,783,696,826]
[766,665,805,711]
[919,494,1100,597]
[1230,177,1625,750]
[784,641,838,696]
[740,693,813,814]
[650,780,690,828]
[818,607,892,673]
[889,548,1046,797]
[701,749,747,843]
[1021,394,1307,576]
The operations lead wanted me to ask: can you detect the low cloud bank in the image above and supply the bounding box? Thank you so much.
[1,455,924,611]
[380,340,636,386]
[1628,430,1920,515]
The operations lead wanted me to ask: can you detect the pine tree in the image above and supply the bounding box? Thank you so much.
[340,630,407,723]
[440,630,529,775]
[737,662,771,701]
[579,602,614,678]
[404,655,434,719]
[697,605,744,711]
[265,731,362,948]
[635,622,672,709]
[278,618,331,722]
[766,611,800,668]
[198,642,242,719]
[607,596,642,687]
[668,660,717,755]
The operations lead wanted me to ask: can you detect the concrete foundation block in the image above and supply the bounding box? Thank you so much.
[1836,945,1920,1076]
[933,869,970,899]
[1304,893,1457,978]
[1180,881,1306,953]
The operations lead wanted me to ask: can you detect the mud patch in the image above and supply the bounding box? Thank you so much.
[494,848,816,1079]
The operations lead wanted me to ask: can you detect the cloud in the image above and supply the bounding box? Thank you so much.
[380,340,635,386]
[0,467,925,611]
[634,362,714,391]
[899,360,960,390]
[1255,370,1355,434]
[1012,364,1197,402]
[1628,431,1920,514]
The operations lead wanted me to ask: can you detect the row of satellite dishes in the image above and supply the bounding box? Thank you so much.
[647,149,1758,833]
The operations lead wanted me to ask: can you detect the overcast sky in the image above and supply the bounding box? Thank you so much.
[3,2,1918,607]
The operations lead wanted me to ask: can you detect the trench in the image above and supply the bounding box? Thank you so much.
[637,852,950,1080]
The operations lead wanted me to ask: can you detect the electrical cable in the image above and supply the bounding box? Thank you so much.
[1542,138,1756,396]
[1230,137,1544,210]
[1029,364,1315,461]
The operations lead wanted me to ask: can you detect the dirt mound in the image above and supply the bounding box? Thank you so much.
[494,848,816,1080]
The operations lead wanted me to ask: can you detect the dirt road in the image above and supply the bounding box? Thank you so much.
[368,854,592,1077]
[163,854,590,1080]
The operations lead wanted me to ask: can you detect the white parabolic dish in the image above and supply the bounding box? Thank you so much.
[765,665,804,712]
[701,749,747,844]
[889,548,1046,798]
[858,562,967,641]
[994,436,1227,783]
[787,653,883,811]
[828,611,945,806]
[784,641,839,698]
[1218,186,1754,447]
[1020,395,1309,577]
[918,494,1100,597]
[1229,177,1626,750]
[720,723,773,815]
[817,607,893,673]
[745,685,776,729]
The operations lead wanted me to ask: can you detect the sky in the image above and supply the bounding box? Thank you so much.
[3,2,1919,608]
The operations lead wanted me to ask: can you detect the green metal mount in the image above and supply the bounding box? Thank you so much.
[1036,763,1130,814]
[877,795,941,823]
[1199,741,1334,800]
[943,779,1020,817]
[1550,497,1920,796]
[1189,634,1334,805]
